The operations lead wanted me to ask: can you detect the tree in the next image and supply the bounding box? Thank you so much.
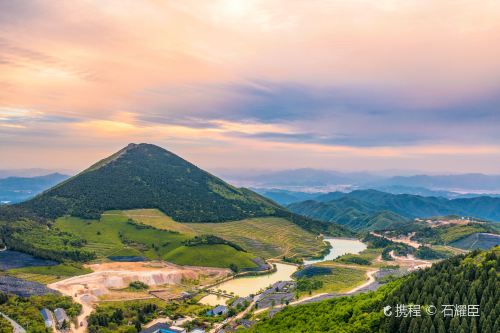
[229,263,239,273]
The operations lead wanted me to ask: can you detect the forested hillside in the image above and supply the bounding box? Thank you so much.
[0,144,352,264]
[245,246,500,333]
[20,143,281,222]
[14,143,349,237]
[295,190,500,221]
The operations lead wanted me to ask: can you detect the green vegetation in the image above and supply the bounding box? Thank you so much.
[128,281,149,291]
[190,217,327,259]
[0,292,81,332]
[338,256,371,265]
[293,263,368,296]
[335,248,382,266]
[54,213,258,269]
[87,298,214,333]
[163,244,257,269]
[288,189,500,233]
[7,264,92,284]
[293,266,333,279]
[20,143,282,222]
[415,246,450,260]
[14,144,350,239]
[0,219,95,263]
[244,247,500,333]
[0,316,11,333]
[120,209,197,235]
[246,282,399,333]
[183,235,245,252]
[296,279,323,293]
[87,299,164,333]
[413,223,490,245]
[0,144,351,266]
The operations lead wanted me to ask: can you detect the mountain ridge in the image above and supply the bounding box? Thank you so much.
[17,143,350,236]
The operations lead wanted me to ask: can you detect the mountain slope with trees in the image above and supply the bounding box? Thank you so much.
[0,144,351,264]
[20,143,282,222]
[18,143,349,236]
[288,190,500,233]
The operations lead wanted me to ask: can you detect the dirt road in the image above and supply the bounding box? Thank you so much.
[252,269,378,315]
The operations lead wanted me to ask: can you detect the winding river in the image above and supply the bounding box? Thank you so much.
[199,238,367,305]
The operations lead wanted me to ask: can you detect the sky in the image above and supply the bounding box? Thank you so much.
[1,0,500,174]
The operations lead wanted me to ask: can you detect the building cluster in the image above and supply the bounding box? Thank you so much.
[40,307,70,330]
[255,280,296,309]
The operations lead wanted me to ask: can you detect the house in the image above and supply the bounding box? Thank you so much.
[189,329,205,333]
[53,308,69,329]
[238,319,254,329]
[230,296,252,309]
[206,305,229,316]
[40,308,53,328]
[140,323,187,333]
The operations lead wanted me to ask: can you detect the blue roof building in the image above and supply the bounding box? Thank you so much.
[40,308,53,328]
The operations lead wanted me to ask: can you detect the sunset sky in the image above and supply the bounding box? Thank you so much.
[1,0,500,174]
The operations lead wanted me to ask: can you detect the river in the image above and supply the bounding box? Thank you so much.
[199,238,367,305]
[304,238,367,265]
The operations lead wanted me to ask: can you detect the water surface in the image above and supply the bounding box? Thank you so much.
[304,238,367,265]
[199,263,297,305]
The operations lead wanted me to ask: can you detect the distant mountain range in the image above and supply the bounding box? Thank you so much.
[224,168,500,194]
[372,173,500,191]
[256,186,500,206]
[288,189,500,231]
[0,173,69,204]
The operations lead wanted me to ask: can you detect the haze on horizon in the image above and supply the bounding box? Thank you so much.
[1,0,500,174]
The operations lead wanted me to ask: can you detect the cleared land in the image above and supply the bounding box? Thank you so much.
[54,213,258,269]
[48,262,227,333]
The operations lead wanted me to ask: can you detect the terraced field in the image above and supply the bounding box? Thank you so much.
[54,213,258,269]
[190,217,326,259]
[112,209,197,236]
[119,209,326,259]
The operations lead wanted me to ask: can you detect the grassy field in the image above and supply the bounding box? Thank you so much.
[296,264,367,296]
[334,248,382,266]
[117,209,198,236]
[433,224,489,244]
[7,264,92,284]
[163,244,257,269]
[190,217,326,259]
[54,213,258,269]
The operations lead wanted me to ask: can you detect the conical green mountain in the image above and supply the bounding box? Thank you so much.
[21,143,350,235]
[21,143,279,221]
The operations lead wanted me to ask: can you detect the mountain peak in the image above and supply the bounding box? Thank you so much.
[20,144,282,222]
